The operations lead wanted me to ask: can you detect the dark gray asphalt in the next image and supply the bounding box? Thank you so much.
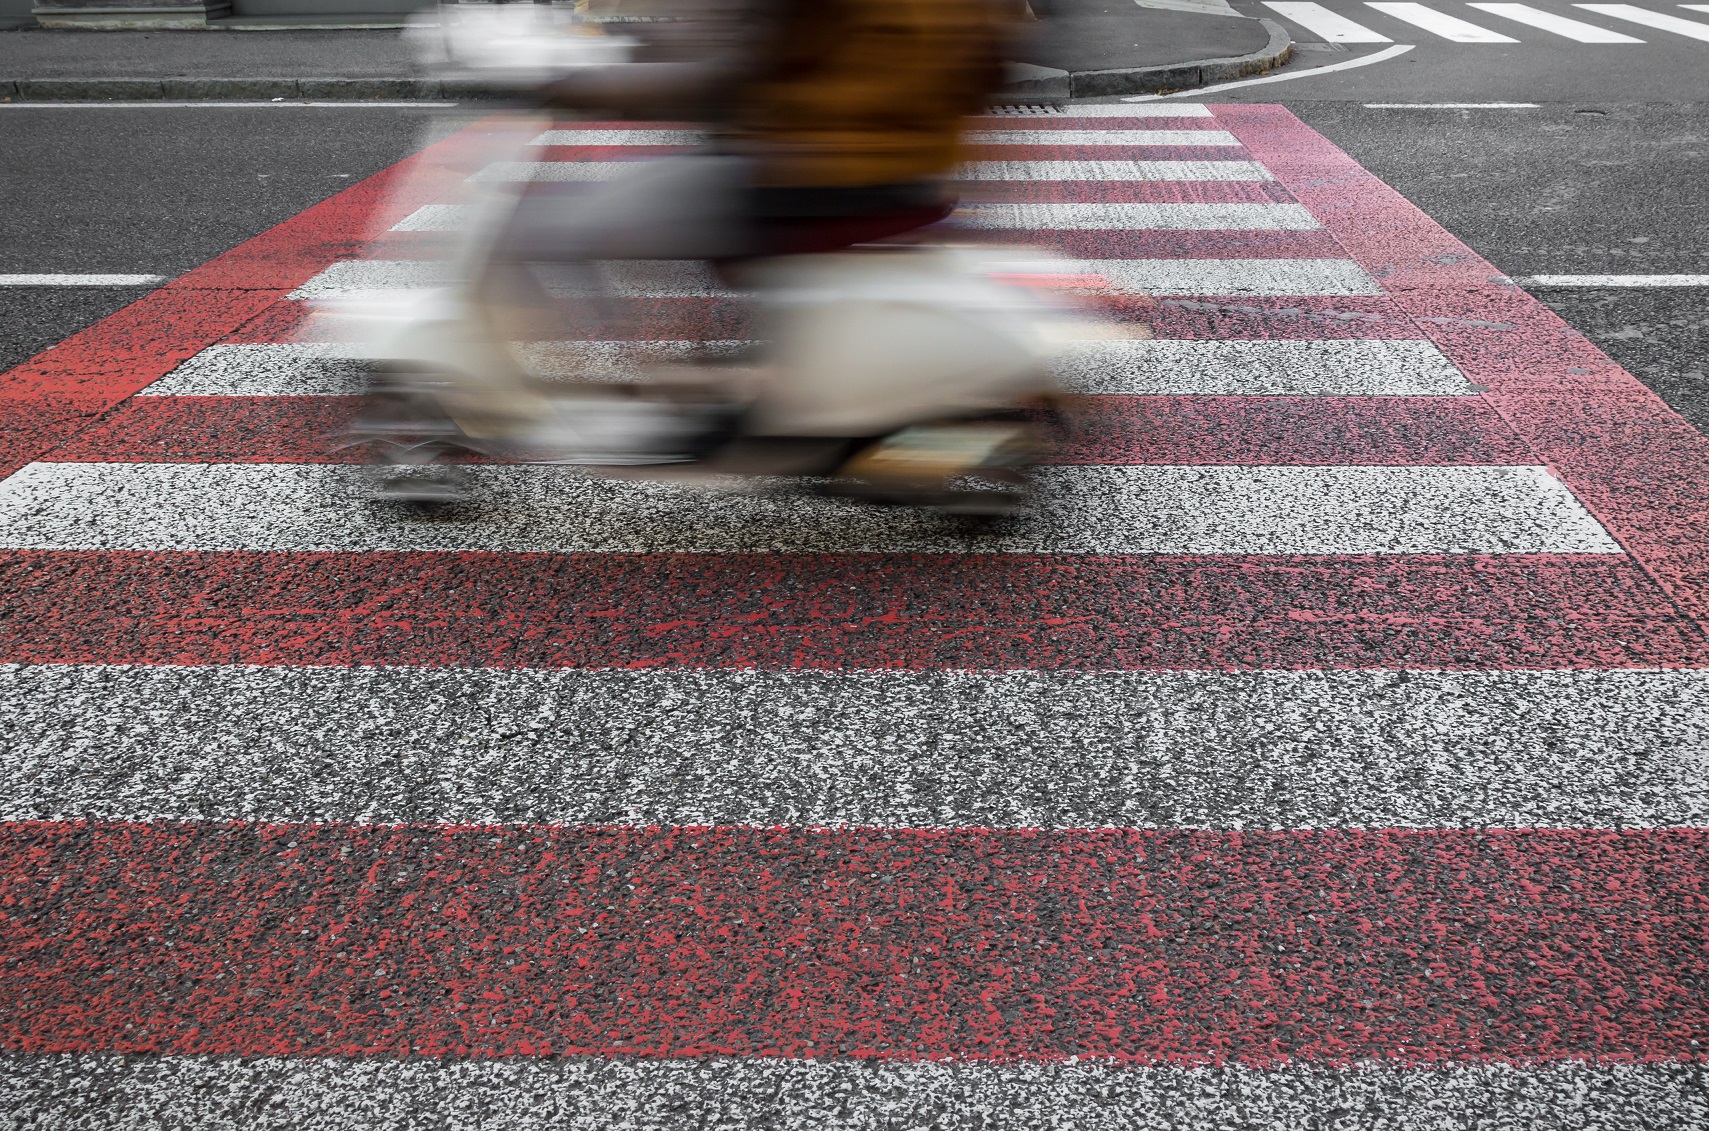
[1284,102,1709,434]
[0,104,440,373]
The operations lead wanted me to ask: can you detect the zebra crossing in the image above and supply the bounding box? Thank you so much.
[1263,0,1709,43]
[1,105,1707,1126]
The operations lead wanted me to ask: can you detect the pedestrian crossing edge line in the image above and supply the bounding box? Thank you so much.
[1213,102,1709,631]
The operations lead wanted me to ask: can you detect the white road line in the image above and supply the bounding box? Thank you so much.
[1127,44,1417,100]
[142,338,1471,398]
[1365,2,1519,41]
[1075,257,1382,295]
[958,202,1322,230]
[389,204,474,231]
[1575,2,1709,37]
[0,273,164,286]
[1057,338,1474,394]
[1517,274,1709,287]
[1048,102,1214,116]
[529,129,703,145]
[1684,4,1709,13]
[1468,3,1644,40]
[290,257,1382,299]
[467,160,634,182]
[964,130,1243,146]
[960,159,1273,180]
[0,463,1619,555]
[1263,1,1393,42]
[1364,102,1540,107]
[7,665,1704,828]
[5,1058,1706,1131]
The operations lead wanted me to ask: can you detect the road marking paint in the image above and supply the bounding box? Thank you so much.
[961,159,1273,180]
[1574,2,1709,37]
[140,338,1469,398]
[1126,43,1416,100]
[965,129,1242,146]
[1517,274,1709,287]
[389,203,475,230]
[958,202,1322,230]
[1363,102,1541,107]
[1263,1,1394,41]
[8,665,1705,828]
[528,129,703,145]
[1365,2,1519,40]
[1058,338,1473,394]
[0,274,164,286]
[4,821,1704,1064]
[2,1058,1702,1130]
[289,256,1383,299]
[1050,102,1213,116]
[1468,3,1645,40]
[467,160,635,183]
[1075,257,1382,295]
[0,462,1619,555]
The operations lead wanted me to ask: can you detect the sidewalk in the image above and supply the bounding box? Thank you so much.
[0,2,1290,102]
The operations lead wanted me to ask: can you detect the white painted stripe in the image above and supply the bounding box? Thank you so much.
[1518,274,1709,287]
[1365,2,1519,40]
[1051,102,1214,116]
[1364,102,1540,107]
[6,665,1704,828]
[1467,3,1645,40]
[965,129,1242,146]
[471,159,1278,185]
[466,160,633,183]
[1075,257,1381,295]
[1684,4,1709,13]
[3,1054,1704,1129]
[959,202,1321,230]
[289,257,1382,299]
[138,342,367,395]
[1126,44,1417,100]
[0,463,1620,555]
[1057,338,1473,394]
[288,258,727,299]
[401,201,1318,233]
[142,338,1470,398]
[960,159,1273,181]
[1263,1,1393,42]
[1576,2,1709,37]
[0,273,164,286]
[529,129,703,145]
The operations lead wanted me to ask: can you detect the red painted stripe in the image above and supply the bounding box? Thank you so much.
[1216,105,1709,630]
[222,295,1422,346]
[0,551,1697,670]
[2,820,1704,1065]
[50,396,1539,468]
[0,119,505,479]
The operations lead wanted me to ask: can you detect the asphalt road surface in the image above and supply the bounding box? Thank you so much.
[3,19,1709,1130]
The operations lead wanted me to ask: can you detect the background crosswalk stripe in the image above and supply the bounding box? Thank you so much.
[3,1057,1701,1131]
[9,664,1705,829]
[5,821,1705,1064]
[960,160,1273,181]
[528,129,702,145]
[1468,2,1645,40]
[1366,1,1520,40]
[964,130,1242,146]
[957,202,1321,230]
[1262,1,1393,41]
[1575,2,1709,37]
[0,463,1619,555]
[288,257,1385,298]
[138,338,1472,398]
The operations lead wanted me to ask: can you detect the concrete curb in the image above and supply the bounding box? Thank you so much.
[1,22,1290,104]
[1064,17,1293,100]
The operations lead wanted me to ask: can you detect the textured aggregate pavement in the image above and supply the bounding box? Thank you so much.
[2,101,1708,1128]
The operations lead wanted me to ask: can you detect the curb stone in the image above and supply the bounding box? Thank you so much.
[0,23,1290,104]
